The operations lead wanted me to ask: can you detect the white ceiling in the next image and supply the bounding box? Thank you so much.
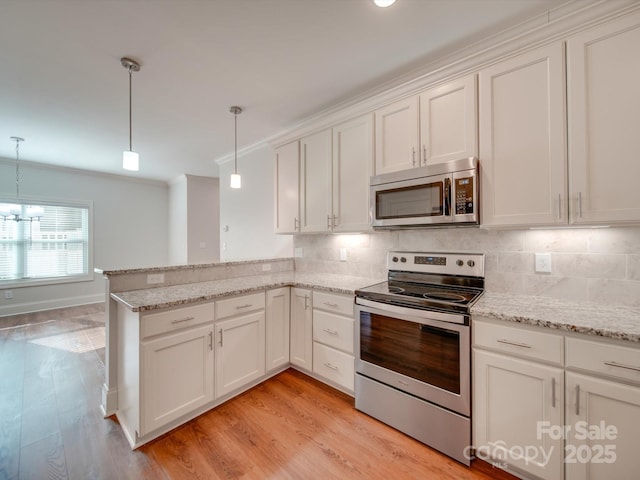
[0,0,564,182]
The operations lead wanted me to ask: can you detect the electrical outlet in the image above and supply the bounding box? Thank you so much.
[294,247,303,258]
[339,248,348,262]
[4,290,13,299]
[147,273,165,285]
[262,263,272,272]
[534,253,552,273]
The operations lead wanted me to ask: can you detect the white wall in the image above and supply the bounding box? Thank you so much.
[186,175,220,264]
[168,175,188,264]
[0,159,169,315]
[219,144,293,261]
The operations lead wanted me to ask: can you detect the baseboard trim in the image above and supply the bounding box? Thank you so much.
[0,293,104,317]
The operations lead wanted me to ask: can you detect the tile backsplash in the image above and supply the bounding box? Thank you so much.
[293,227,640,307]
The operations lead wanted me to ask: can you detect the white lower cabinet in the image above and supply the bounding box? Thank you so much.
[266,288,290,371]
[117,287,361,448]
[474,349,564,480]
[564,336,640,480]
[214,293,266,399]
[141,323,214,436]
[312,291,355,393]
[290,288,313,370]
[474,317,640,480]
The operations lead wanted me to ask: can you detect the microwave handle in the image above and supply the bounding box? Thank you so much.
[444,177,451,217]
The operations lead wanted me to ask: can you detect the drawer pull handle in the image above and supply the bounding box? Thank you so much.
[551,377,556,408]
[497,339,532,349]
[219,329,223,347]
[575,384,580,415]
[323,328,338,335]
[324,302,339,308]
[604,361,640,373]
[236,304,253,309]
[324,363,338,371]
[171,316,195,325]
[208,331,213,351]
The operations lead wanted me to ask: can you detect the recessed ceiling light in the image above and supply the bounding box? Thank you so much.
[374,0,397,7]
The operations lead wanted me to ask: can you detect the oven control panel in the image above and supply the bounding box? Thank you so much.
[388,251,484,277]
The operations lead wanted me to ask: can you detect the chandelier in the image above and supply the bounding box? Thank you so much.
[0,137,43,223]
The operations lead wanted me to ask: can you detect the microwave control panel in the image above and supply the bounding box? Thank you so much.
[455,176,474,215]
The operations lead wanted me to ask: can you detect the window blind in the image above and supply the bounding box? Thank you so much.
[0,202,90,283]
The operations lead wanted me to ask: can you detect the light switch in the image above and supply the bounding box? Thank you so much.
[340,248,348,262]
[534,253,552,273]
[294,247,303,258]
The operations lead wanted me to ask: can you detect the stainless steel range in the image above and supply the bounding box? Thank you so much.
[355,251,484,465]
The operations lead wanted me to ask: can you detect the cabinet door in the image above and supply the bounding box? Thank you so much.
[474,349,564,480]
[567,12,640,225]
[332,114,374,232]
[420,75,477,165]
[479,43,566,227]
[290,288,312,371]
[266,288,290,371]
[215,311,266,398]
[141,323,214,435]
[274,141,300,234]
[565,372,640,480]
[375,96,420,174]
[300,129,332,232]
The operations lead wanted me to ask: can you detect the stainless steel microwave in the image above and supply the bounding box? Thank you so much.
[370,157,479,228]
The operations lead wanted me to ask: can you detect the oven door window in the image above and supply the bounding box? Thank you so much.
[375,182,443,219]
[360,311,461,394]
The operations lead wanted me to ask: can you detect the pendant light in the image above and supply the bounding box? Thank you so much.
[229,106,243,189]
[121,57,141,171]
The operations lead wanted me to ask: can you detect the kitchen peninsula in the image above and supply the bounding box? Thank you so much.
[97,257,382,448]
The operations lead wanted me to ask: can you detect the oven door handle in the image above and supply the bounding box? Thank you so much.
[356,298,467,326]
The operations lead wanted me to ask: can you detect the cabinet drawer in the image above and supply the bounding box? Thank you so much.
[313,342,354,392]
[566,337,640,384]
[141,302,214,339]
[313,291,353,316]
[216,292,265,320]
[313,310,354,354]
[474,320,563,365]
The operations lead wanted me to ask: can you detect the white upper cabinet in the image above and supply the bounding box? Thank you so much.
[332,114,374,232]
[420,75,478,165]
[375,96,420,174]
[567,11,640,225]
[479,43,567,227]
[300,129,333,232]
[274,141,300,234]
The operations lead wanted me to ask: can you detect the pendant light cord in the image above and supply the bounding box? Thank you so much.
[234,111,238,175]
[128,65,133,152]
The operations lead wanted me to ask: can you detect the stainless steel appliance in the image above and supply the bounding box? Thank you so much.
[355,251,484,465]
[370,157,478,228]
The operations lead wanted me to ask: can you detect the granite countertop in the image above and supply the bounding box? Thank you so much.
[472,292,640,343]
[111,272,383,312]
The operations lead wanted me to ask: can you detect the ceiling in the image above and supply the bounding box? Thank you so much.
[0,0,565,182]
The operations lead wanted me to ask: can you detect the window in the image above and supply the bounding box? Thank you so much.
[0,200,92,285]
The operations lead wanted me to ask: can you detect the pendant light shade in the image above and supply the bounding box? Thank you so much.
[230,173,242,189]
[374,0,396,6]
[121,57,141,171]
[230,106,243,189]
[122,150,139,171]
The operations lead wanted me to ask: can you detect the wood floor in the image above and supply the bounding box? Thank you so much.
[0,304,512,480]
